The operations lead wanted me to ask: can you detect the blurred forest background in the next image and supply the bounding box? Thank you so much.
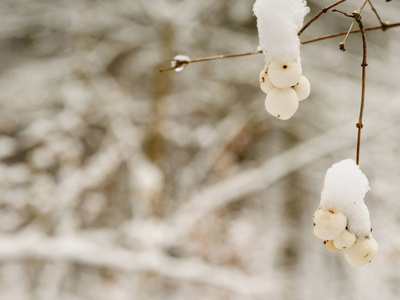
[0,0,400,299]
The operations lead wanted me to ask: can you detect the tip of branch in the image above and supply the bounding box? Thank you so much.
[339,42,346,51]
[157,66,178,73]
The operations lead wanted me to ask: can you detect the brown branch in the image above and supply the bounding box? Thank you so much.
[158,22,400,72]
[336,0,369,51]
[354,13,368,166]
[367,0,389,29]
[301,22,400,44]
[158,50,262,73]
[298,0,346,36]
[332,1,369,164]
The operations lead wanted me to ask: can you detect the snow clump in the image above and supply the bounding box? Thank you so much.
[313,159,378,267]
[254,0,311,120]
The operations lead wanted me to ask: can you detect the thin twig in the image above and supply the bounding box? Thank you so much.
[158,50,262,73]
[332,9,354,18]
[301,22,400,44]
[332,0,370,164]
[354,13,368,165]
[298,0,346,36]
[337,0,369,51]
[367,0,389,29]
[158,22,400,72]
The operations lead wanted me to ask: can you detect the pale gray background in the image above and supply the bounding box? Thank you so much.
[0,0,399,299]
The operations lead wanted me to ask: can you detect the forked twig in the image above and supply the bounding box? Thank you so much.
[333,1,369,164]
[368,0,389,28]
[158,22,400,72]
[335,0,369,51]
[298,0,346,36]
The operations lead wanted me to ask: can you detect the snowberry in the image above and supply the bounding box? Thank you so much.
[333,229,356,250]
[293,76,310,101]
[320,159,372,238]
[264,88,299,120]
[313,208,347,240]
[268,61,302,89]
[344,236,378,267]
[325,240,341,253]
[259,68,274,94]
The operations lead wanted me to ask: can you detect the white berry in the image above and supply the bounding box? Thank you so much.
[268,61,302,88]
[264,88,299,120]
[259,68,274,94]
[333,229,356,250]
[325,240,341,253]
[344,236,378,267]
[293,76,310,101]
[313,208,347,240]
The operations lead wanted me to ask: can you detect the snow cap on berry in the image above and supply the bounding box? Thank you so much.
[253,0,309,64]
[320,159,371,237]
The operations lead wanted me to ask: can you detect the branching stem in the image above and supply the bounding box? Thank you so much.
[336,0,369,51]
[298,0,346,36]
[368,0,389,29]
[158,22,400,72]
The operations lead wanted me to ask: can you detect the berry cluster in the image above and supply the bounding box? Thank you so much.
[313,159,378,267]
[313,208,378,267]
[259,61,310,120]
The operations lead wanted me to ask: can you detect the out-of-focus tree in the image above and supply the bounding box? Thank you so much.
[0,1,400,299]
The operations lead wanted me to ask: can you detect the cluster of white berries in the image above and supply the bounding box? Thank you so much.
[313,159,378,267]
[254,0,310,120]
[259,61,310,120]
[313,208,378,267]
[253,0,379,267]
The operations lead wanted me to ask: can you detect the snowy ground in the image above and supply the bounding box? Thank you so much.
[0,0,400,299]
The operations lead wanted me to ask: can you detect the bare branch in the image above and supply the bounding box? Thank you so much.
[336,0,369,51]
[158,23,400,72]
[301,22,400,44]
[158,50,263,73]
[354,13,368,165]
[368,0,389,29]
[298,0,347,36]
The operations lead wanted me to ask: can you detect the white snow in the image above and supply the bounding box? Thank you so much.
[171,55,190,72]
[253,0,309,64]
[320,159,372,237]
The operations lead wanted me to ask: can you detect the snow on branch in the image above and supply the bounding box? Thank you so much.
[253,0,309,63]
[0,233,276,297]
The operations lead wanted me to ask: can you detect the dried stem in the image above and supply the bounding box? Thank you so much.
[298,0,346,36]
[354,14,368,166]
[336,0,369,51]
[301,22,400,44]
[158,22,400,72]
[367,0,389,29]
[332,1,370,164]
[158,50,262,73]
